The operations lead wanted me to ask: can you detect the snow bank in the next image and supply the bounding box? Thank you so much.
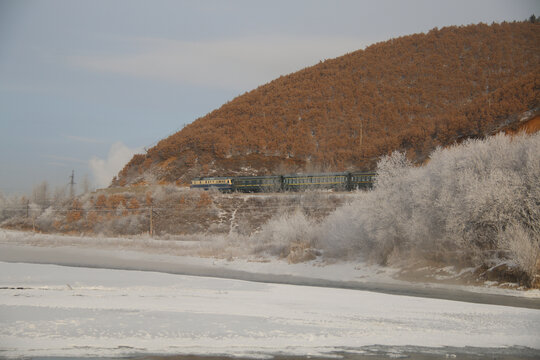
[1,237,539,309]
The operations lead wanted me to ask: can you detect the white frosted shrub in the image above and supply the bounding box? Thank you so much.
[253,209,316,257]
[498,223,539,282]
[316,132,540,275]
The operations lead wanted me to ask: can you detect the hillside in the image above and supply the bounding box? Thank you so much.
[115,21,540,186]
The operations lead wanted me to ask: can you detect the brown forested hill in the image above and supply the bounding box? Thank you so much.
[115,21,540,186]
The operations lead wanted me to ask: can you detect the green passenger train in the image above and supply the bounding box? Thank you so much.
[190,171,375,192]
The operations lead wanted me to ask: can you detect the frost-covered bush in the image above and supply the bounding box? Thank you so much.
[253,209,317,257]
[497,224,539,281]
[315,133,540,282]
[92,214,147,236]
[35,206,61,232]
[0,193,25,222]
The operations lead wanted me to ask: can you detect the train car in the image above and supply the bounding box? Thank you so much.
[233,176,282,193]
[349,171,376,190]
[190,177,233,191]
[282,172,349,191]
[191,171,376,193]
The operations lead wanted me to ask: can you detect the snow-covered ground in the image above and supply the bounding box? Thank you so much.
[1,229,540,306]
[1,229,540,358]
[1,261,540,358]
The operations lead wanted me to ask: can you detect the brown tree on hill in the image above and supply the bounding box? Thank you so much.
[115,21,539,186]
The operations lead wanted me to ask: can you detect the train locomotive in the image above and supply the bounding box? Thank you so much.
[190,171,375,192]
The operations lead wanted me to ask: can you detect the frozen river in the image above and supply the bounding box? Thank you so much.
[1,261,540,358]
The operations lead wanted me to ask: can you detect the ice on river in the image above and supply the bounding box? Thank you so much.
[1,261,539,358]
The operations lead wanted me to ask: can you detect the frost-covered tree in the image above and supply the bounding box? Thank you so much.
[315,132,540,284]
[32,181,49,210]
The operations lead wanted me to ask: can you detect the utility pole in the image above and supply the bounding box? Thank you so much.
[149,204,154,237]
[69,170,76,199]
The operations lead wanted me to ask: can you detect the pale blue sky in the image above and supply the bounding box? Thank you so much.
[1,0,538,194]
